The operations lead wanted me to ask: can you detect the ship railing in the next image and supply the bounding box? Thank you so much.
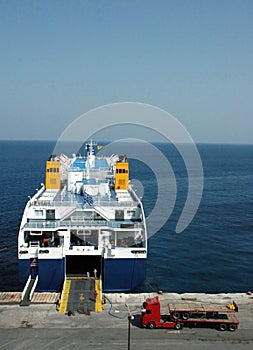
[31,199,138,208]
[90,200,138,207]
[24,220,144,230]
[32,200,84,208]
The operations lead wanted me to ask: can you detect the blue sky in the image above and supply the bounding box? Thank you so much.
[0,0,252,143]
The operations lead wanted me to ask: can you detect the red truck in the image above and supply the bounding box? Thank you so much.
[141,296,239,332]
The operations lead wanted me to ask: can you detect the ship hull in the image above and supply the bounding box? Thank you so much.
[103,258,147,291]
[19,257,146,292]
[19,258,65,292]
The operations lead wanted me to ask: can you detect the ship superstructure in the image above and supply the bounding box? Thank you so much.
[18,141,147,293]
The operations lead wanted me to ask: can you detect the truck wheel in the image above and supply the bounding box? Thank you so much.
[148,322,156,329]
[174,322,182,330]
[228,324,237,332]
[182,312,189,320]
[219,324,227,331]
[173,312,180,319]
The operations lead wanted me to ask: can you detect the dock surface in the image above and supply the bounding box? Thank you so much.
[0,291,60,304]
[0,292,253,349]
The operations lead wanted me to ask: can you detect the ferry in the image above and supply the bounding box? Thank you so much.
[18,141,147,293]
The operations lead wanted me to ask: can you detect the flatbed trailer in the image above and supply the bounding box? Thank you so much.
[141,296,239,331]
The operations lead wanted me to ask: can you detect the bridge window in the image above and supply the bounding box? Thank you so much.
[34,209,43,217]
[46,209,55,220]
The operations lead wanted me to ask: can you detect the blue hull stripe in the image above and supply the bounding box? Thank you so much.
[19,258,146,292]
[19,259,65,292]
[103,258,146,291]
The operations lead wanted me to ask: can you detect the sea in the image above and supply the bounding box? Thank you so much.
[0,140,252,294]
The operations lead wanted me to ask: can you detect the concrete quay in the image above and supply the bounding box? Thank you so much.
[0,292,253,350]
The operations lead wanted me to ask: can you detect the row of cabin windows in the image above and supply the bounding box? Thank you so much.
[24,231,62,247]
[70,229,145,248]
[116,169,128,174]
[47,168,59,173]
[34,209,55,220]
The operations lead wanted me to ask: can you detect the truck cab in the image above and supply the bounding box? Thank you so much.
[141,296,176,329]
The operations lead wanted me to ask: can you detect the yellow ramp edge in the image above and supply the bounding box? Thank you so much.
[95,279,103,312]
[58,279,71,314]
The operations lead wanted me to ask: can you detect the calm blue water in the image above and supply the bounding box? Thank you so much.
[0,141,252,293]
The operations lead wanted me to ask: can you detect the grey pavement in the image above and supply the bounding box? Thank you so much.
[0,292,253,349]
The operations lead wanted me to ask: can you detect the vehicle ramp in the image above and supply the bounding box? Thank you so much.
[20,275,38,307]
[58,277,102,314]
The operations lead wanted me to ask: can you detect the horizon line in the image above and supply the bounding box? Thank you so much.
[0,138,253,145]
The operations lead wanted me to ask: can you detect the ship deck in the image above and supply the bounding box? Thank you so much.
[33,185,138,209]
